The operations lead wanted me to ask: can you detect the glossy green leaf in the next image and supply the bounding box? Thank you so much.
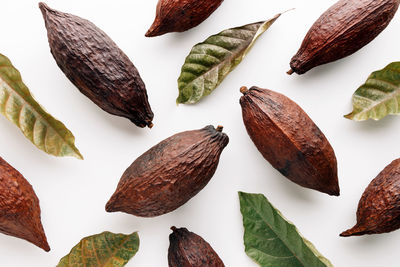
[0,54,82,159]
[345,62,400,121]
[57,231,139,267]
[239,192,333,267]
[177,13,281,104]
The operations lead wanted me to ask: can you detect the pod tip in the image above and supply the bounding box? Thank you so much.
[340,225,366,237]
[148,122,154,129]
[145,18,164,37]
[216,125,224,132]
[171,226,178,231]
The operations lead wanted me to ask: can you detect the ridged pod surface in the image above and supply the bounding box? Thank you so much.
[240,86,339,196]
[146,0,224,37]
[289,0,400,74]
[341,159,400,237]
[168,227,225,267]
[39,3,154,128]
[106,125,229,217]
[0,157,49,251]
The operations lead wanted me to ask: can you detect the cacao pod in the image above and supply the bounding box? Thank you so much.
[168,227,225,267]
[341,159,400,237]
[0,157,49,251]
[240,86,340,196]
[106,125,229,217]
[146,0,224,37]
[39,2,154,128]
[289,0,400,75]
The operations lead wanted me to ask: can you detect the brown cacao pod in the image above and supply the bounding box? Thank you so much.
[105,125,229,217]
[145,0,224,37]
[240,86,339,196]
[168,227,225,267]
[341,159,400,237]
[39,2,154,128]
[0,157,49,251]
[289,0,400,75]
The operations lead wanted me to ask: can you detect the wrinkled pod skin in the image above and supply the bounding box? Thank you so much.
[146,0,224,37]
[106,125,229,217]
[288,0,400,75]
[0,157,49,251]
[39,3,154,128]
[341,159,400,237]
[240,86,339,196]
[168,227,225,267]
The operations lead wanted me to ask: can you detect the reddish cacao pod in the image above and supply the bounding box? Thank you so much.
[341,159,400,237]
[289,0,400,75]
[240,86,339,196]
[106,125,229,217]
[146,0,224,37]
[0,157,49,251]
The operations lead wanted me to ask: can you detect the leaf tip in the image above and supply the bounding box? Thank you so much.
[344,112,354,120]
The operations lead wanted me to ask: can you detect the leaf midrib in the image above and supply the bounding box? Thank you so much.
[180,23,264,102]
[355,78,400,117]
[248,203,305,266]
[0,69,81,158]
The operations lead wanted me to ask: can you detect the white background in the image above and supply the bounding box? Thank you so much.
[1,0,400,266]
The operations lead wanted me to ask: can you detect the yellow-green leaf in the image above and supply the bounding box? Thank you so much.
[0,53,82,159]
[239,192,333,267]
[345,62,400,121]
[177,13,281,104]
[57,231,139,267]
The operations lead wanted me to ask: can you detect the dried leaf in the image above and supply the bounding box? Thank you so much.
[345,62,400,121]
[0,54,82,159]
[57,231,139,267]
[177,14,281,104]
[239,192,333,267]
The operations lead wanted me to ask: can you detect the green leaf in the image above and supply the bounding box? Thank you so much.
[239,192,333,267]
[177,13,281,104]
[0,53,82,159]
[57,231,139,267]
[345,62,400,121]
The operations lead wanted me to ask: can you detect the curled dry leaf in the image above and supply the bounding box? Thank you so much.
[39,2,154,128]
[289,0,400,75]
[240,86,339,196]
[341,159,400,237]
[168,227,225,267]
[239,192,333,267]
[0,54,82,159]
[177,14,281,104]
[146,0,224,37]
[0,157,49,251]
[345,62,400,121]
[57,231,139,266]
[106,125,229,217]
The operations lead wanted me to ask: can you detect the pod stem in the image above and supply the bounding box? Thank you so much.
[287,69,294,75]
[216,126,223,132]
[171,226,178,231]
[240,86,249,94]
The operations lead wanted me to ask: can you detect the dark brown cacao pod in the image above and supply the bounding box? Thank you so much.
[240,86,339,196]
[341,159,400,237]
[105,125,229,217]
[168,227,225,267]
[39,2,154,128]
[145,0,224,37]
[289,0,400,75]
[0,157,49,251]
